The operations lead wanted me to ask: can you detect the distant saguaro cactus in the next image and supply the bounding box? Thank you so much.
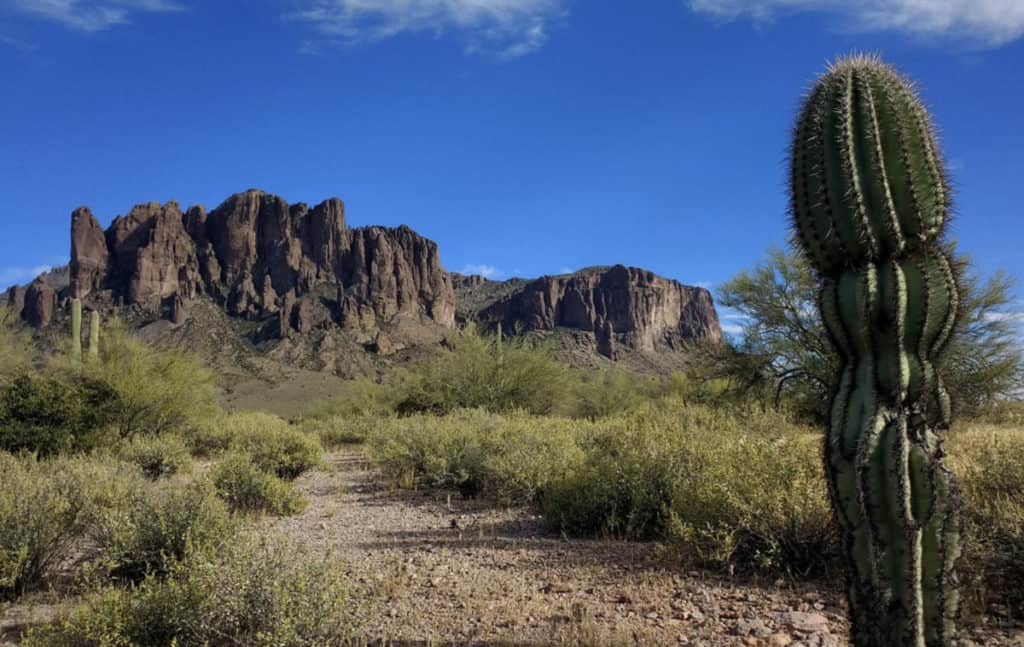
[88,310,100,360]
[790,56,962,646]
[70,298,82,364]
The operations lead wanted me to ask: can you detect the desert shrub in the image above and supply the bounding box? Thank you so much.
[115,434,192,479]
[0,373,120,456]
[0,306,34,380]
[571,369,660,419]
[0,453,142,599]
[392,330,575,416]
[539,402,835,574]
[367,409,586,505]
[94,480,234,581]
[949,425,1024,615]
[81,323,219,439]
[212,453,307,515]
[224,412,323,479]
[299,414,383,447]
[180,415,236,457]
[24,537,360,647]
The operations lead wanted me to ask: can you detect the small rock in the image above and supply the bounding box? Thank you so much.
[767,633,794,647]
[783,611,830,634]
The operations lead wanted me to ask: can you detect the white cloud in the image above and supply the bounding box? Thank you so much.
[0,265,53,289]
[558,266,574,274]
[692,280,712,289]
[460,263,504,279]
[688,0,1024,47]
[290,0,566,58]
[8,0,183,32]
[984,311,1024,324]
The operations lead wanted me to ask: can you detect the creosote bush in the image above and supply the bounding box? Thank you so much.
[114,433,193,479]
[0,454,143,599]
[94,480,234,581]
[212,453,307,516]
[224,411,323,479]
[24,537,360,647]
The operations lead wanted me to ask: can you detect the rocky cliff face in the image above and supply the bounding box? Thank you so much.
[472,266,722,358]
[56,189,455,333]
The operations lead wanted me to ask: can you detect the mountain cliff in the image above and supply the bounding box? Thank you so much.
[5,189,722,374]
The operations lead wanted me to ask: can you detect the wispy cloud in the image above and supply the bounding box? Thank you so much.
[0,265,53,290]
[7,0,184,32]
[289,0,566,58]
[688,0,1024,47]
[460,263,504,279]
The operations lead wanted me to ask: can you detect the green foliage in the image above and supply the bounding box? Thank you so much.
[368,409,584,504]
[212,453,307,515]
[790,56,961,645]
[225,412,323,479]
[710,247,1023,421]
[299,414,385,447]
[0,453,142,599]
[24,537,360,647]
[0,373,120,456]
[115,434,193,479]
[0,306,34,380]
[81,321,219,439]
[392,329,574,416]
[93,480,234,581]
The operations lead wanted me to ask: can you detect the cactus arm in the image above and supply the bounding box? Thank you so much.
[71,298,82,363]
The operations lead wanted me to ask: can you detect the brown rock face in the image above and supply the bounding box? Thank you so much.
[66,189,455,334]
[23,278,55,328]
[4,286,27,320]
[477,265,722,357]
[70,207,109,297]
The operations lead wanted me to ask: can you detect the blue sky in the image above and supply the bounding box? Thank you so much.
[1,1,1022,333]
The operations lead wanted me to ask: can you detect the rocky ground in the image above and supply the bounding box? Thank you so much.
[263,451,1024,647]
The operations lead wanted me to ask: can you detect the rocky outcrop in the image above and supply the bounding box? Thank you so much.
[23,278,55,328]
[70,207,109,297]
[63,189,456,334]
[476,265,722,357]
[4,286,27,320]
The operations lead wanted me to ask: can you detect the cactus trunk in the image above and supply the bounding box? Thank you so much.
[790,56,962,646]
[88,310,100,360]
[70,298,82,364]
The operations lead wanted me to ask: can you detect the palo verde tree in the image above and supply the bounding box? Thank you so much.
[790,56,963,645]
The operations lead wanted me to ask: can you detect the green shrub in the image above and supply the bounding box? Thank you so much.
[81,323,219,440]
[367,409,585,505]
[115,434,193,479]
[212,453,307,515]
[25,537,361,647]
[94,480,234,581]
[0,374,120,456]
[299,414,381,447]
[392,330,575,416]
[0,453,142,599]
[180,415,236,457]
[224,412,323,479]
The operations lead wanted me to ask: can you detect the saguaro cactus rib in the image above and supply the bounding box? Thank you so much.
[789,56,962,646]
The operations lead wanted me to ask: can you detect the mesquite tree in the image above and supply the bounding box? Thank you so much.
[790,56,962,646]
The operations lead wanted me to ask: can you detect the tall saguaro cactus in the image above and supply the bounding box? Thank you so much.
[88,310,100,360]
[789,56,962,646]
[70,298,83,364]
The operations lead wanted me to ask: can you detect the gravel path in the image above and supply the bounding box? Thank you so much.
[262,451,1024,646]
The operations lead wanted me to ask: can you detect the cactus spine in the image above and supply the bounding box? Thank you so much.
[88,310,100,360]
[790,56,961,646]
[70,298,82,364]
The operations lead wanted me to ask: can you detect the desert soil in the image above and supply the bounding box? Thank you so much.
[261,451,1024,647]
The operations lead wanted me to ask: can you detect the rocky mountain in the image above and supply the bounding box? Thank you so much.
[5,189,722,374]
[458,266,721,360]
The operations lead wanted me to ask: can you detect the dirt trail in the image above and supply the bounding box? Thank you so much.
[261,451,1024,646]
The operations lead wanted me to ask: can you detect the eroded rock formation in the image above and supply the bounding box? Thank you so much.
[63,189,456,334]
[475,265,722,358]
